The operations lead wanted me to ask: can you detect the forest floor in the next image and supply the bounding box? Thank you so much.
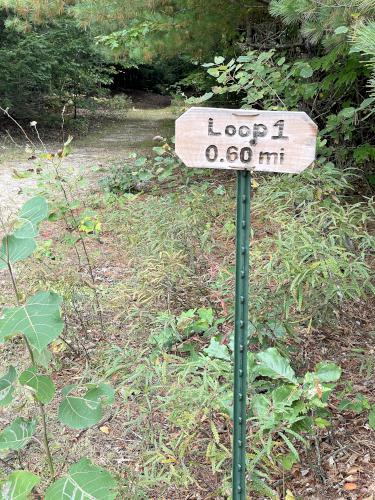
[0,94,374,499]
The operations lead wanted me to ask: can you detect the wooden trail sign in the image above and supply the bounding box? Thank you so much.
[175,107,317,500]
[175,107,317,173]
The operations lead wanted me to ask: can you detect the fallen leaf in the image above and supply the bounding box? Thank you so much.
[161,455,177,464]
[251,179,259,188]
[51,340,66,353]
[285,490,295,500]
[347,467,362,474]
[344,483,357,491]
[345,475,358,482]
[100,426,110,434]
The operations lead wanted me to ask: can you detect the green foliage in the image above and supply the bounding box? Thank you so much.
[101,144,181,195]
[150,307,218,352]
[269,0,372,47]
[315,362,342,383]
[86,0,252,64]
[45,459,117,500]
[0,196,116,495]
[0,470,40,500]
[0,13,114,117]
[111,338,341,495]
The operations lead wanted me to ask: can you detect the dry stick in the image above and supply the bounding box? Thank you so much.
[32,124,48,153]
[6,258,55,478]
[0,456,15,471]
[0,106,37,149]
[60,105,66,145]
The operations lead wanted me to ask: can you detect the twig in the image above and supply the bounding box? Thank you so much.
[0,105,37,149]
[0,456,16,471]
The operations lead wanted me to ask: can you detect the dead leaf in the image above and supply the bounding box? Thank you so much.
[344,483,357,491]
[347,467,362,474]
[100,425,110,434]
[285,490,295,500]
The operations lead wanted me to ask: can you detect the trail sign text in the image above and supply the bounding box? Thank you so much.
[175,107,318,173]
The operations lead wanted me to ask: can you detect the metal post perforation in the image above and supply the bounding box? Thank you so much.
[232,169,251,499]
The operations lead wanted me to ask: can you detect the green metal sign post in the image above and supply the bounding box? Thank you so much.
[175,106,317,499]
[232,170,251,499]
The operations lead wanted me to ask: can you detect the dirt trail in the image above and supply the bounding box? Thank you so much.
[0,105,175,216]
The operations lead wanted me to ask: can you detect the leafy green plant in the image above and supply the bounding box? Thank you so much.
[23,133,105,333]
[0,197,116,497]
[101,141,182,195]
[149,307,220,352]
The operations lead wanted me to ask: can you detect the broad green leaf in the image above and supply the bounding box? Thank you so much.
[0,197,48,269]
[58,383,114,429]
[214,56,225,64]
[334,25,349,34]
[315,362,341,382]
[0,291,63,352]
[0,470,40,499]
[271,384,301,407]
[369,407,375,430]
[19,367,55,404]
[197,307,214,326]
[0,471,39,499]
[14,197,48,239]
[45,459,117,500]
[339,394,370,412]
[0,235,36,270]
[300,65,313,78]
[0,418,35,451]
[339,106,356,118]
[255,348,297,383]
[203,338,231,361]
[0,366,17,407]
[267,321,287,339]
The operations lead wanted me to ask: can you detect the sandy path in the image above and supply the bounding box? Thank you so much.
[0,107,175,217]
